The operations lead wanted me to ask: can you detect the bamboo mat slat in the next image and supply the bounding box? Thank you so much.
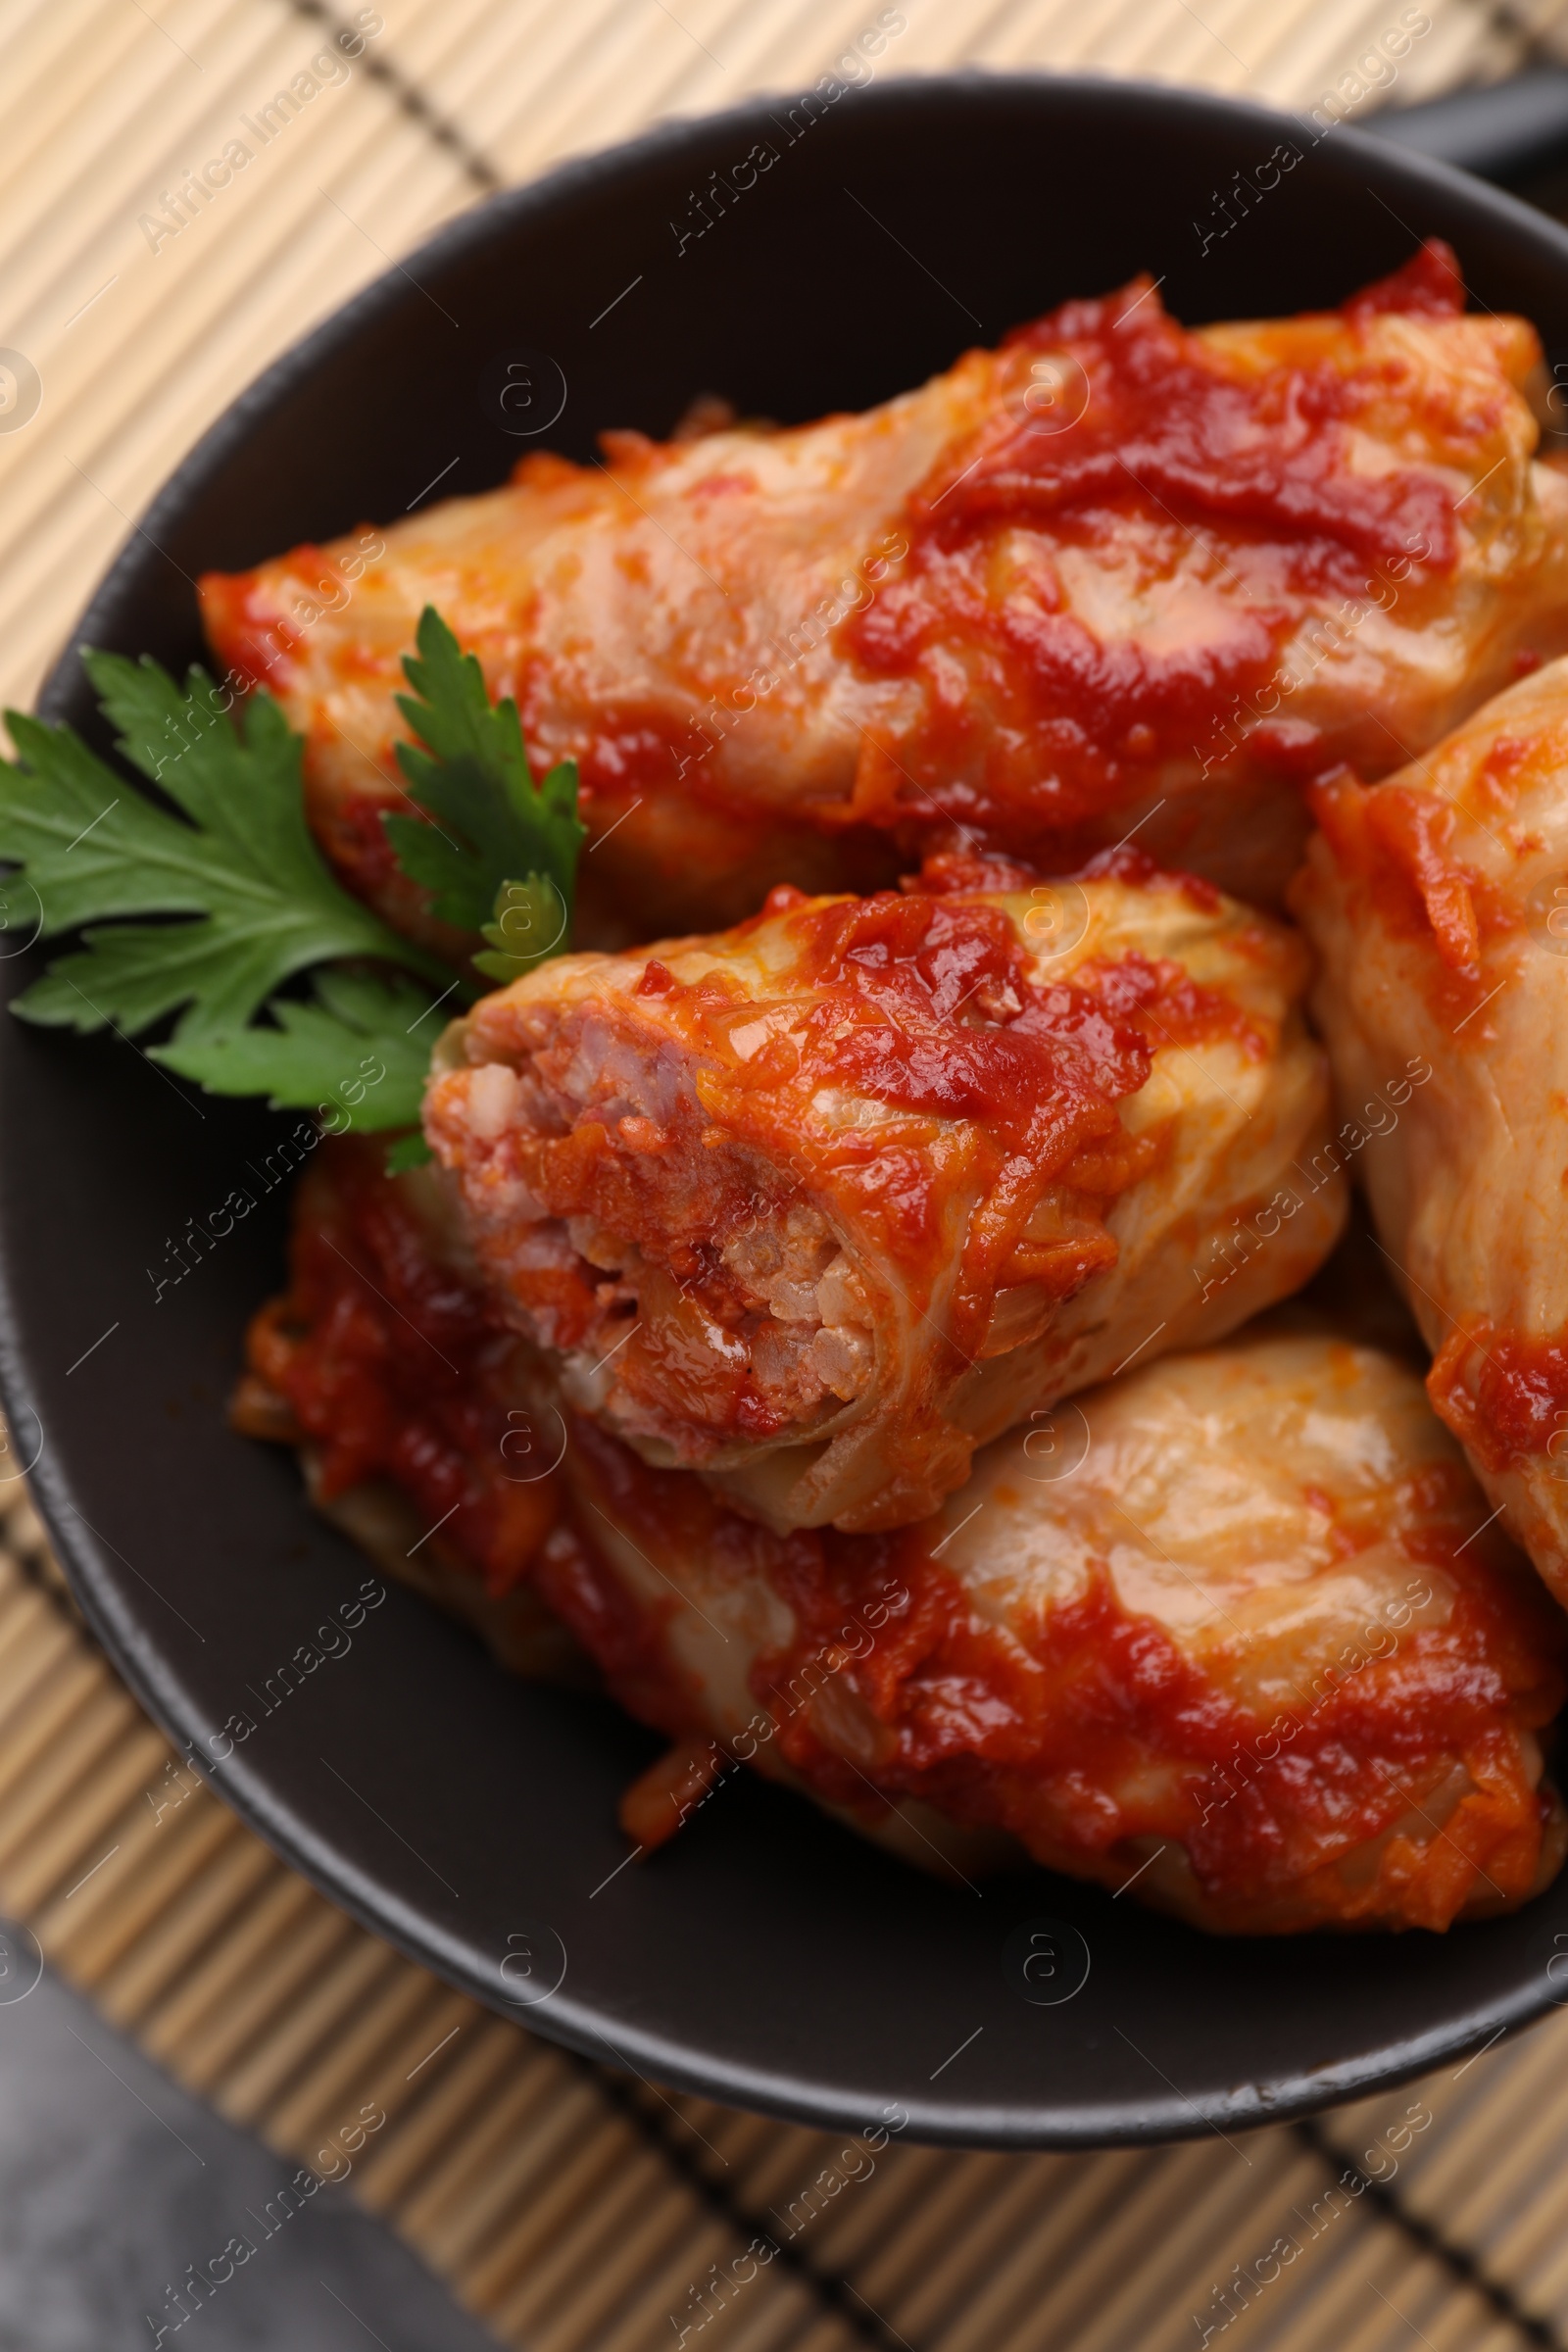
[0,0,1546,731]
[10,3,1568,2346]
[8,1484,1568,2352]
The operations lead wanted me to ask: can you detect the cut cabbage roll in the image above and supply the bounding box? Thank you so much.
[233,1168,1566,1936]
[1293,655,1568,1610]
[421,855,1346,1532]
[200,242,1568,939]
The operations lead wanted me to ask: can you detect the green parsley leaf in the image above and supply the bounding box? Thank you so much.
[154,967,440,1130]
[471,875,569,984]
[383,606,584,934]
[2,613,580,1146]
[384,1131,434,1174]
[1,655,450,1041]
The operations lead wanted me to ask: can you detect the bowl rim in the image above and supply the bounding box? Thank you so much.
[42,64,1568,708]
[15,68,1568,2148]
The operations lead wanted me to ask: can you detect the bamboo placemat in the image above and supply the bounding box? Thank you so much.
[11,2,1568,2346]
[0,0,1547,728]
[4,1481,1568,2352]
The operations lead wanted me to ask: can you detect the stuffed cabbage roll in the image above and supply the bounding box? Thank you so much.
[421,855,1346,1532]
[1294,655,1568,1610]
[233,1165,1566,1936]
[567,1322,1567,1935]
[234,1140,578,1674]
[200,242,1568,939]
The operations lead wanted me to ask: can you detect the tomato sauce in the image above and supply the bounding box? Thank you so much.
[247,1141,1561,1918]
[557,1407,1562,1916]
[244,1140,556,1593]
[722,891,1257,1328]
[197,564,311,696]
[842,243,1469,840]
[1430,1320,1568,1470]
[771,1532,1555,1912]
[476,886,1262,1396]
[1307,773,1519,994]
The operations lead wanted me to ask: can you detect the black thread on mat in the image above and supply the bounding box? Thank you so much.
[580,2061,1568,2352]
[572,2054,915,2352]
[287,0,506,193]
[1293,2118,1562,2350]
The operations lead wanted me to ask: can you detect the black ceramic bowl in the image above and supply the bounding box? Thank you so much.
[9,74,1568,2149]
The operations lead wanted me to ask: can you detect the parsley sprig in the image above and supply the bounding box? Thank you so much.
[0,608,581,1150]
[385,605,584,940]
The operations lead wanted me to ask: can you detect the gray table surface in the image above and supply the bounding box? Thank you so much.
[0,1932,497,2351]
